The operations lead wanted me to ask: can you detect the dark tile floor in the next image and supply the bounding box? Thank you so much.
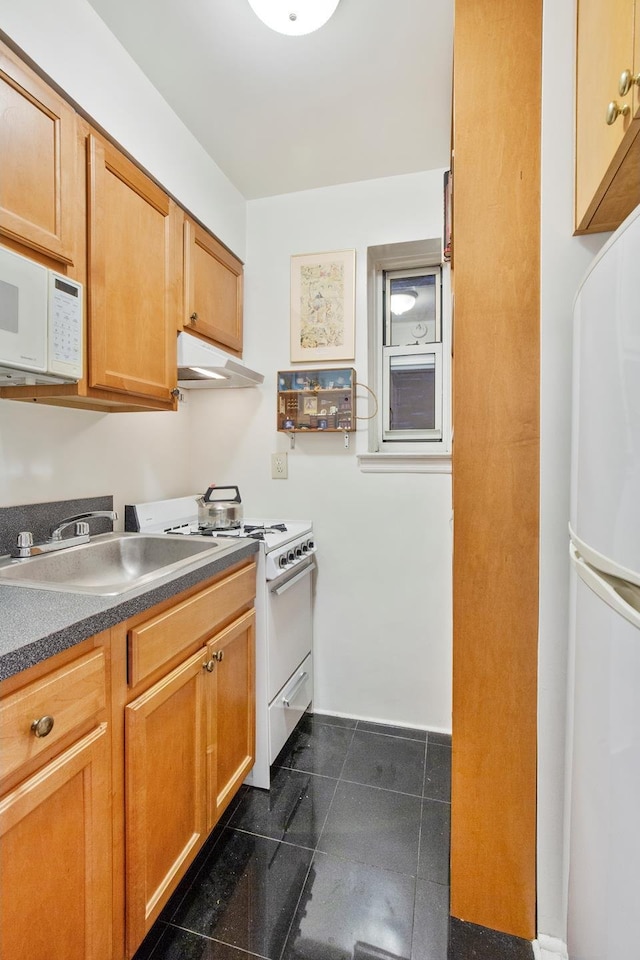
[133,713,452,960]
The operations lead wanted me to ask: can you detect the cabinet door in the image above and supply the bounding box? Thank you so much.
[87,134,180,402]
[184,218,243,354]
[206,609,255,829]
[125,647,207,953]
[0,724,112,960]
[0,43,77,265]
[576,0,638,228]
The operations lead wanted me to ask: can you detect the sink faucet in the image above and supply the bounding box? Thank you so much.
[49,510,118,541]
[12,510,118,558]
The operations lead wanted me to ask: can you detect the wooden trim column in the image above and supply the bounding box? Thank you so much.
[451,0,542,939]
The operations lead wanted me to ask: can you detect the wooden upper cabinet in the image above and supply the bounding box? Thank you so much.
[87,134,180,402]
[0,43,78,265]
[184,217,244,355]
[575,0,640,233]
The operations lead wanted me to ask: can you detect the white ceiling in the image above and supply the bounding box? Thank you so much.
[84,0,454,200]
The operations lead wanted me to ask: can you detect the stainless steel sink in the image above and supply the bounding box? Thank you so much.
[0,532,235,596]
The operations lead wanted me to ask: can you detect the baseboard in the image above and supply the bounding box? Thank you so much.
[311,707,452,737]
[532,935,569,960]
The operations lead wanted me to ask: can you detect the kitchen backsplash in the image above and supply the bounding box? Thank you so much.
[0,495,114,557]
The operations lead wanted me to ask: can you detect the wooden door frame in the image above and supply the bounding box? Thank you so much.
[451,0,542,939]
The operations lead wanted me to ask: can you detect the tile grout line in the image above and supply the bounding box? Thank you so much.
[409,734,431,959]
[164,922,272,960]
[312,721,358,853]
[276,854,317,960]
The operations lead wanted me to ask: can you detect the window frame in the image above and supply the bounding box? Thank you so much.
[364,239,451,468]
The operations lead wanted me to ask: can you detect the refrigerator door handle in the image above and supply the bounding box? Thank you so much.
[570,543,640,631]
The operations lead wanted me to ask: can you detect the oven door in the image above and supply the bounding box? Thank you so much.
[266,556,314,703]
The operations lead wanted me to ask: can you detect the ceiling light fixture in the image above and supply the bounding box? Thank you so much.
[247,0,340,36]
[390,291,418,316]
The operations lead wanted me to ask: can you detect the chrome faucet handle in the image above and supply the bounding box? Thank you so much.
[12,531,34,559]
[50,510,118,541]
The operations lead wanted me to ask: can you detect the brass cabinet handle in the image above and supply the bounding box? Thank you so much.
[203,658,216,673]
[190,312,198,323]
[619,69,640,96]
[606,100,631,125]
[31,716,54,738]
[214,650,224,662]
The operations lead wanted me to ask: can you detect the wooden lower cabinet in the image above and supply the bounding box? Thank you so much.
[0,724,112,960]
[207,609,255,829]
[124,647,207,954]
[124,608,256,954]
[0,563,256,960]
[123,565,256,956]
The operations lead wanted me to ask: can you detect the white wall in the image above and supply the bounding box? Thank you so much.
[0,401,192,513]
[537,0,609,941]
[185,171,453,731]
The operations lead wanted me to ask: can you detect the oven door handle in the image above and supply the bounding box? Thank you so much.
[270,558,315,595]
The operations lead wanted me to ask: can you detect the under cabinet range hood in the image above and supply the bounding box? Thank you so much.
[176,332,264,389]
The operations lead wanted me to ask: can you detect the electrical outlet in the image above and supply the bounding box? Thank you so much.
[271,452,288,479]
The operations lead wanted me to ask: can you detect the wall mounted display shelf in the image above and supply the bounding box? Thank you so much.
[277,368,356,434]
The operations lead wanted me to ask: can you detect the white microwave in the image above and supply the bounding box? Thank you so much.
[0,245,83,385]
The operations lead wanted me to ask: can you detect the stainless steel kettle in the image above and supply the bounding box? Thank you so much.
[195,485,243,529]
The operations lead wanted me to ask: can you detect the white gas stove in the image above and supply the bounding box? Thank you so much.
[125,495,315,788]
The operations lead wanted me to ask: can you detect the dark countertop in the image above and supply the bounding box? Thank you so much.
[0,538,259,682]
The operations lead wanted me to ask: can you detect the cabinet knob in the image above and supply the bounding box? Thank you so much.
[606,100,631,125]
[170,387,181,399]
[31,715,55,738]
[214,650,224,662]
[619,69,640,97]
[203,658,216,673]
[189,312,198,323]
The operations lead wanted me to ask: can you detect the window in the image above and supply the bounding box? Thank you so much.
[364,240,451,467]
[383,266,443,442]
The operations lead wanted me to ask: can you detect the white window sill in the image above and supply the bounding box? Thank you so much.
[357,452,452,474]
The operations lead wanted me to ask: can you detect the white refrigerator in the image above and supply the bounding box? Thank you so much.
[568,203,640,959]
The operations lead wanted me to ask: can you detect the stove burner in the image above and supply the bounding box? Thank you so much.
[163,520,289,542]
[244,523,288,534]
[207,528,265,541]
[198,522,242,534]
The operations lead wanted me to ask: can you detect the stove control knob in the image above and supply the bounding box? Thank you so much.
[295,547,303,558]
[279,555,288,569]
[300,542,308,553]
[287,550,296,563]
[307,540,315,551]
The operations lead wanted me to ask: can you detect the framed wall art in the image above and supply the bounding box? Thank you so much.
[290,249,356,363]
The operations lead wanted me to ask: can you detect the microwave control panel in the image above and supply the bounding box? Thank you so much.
[48,272,83,380]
